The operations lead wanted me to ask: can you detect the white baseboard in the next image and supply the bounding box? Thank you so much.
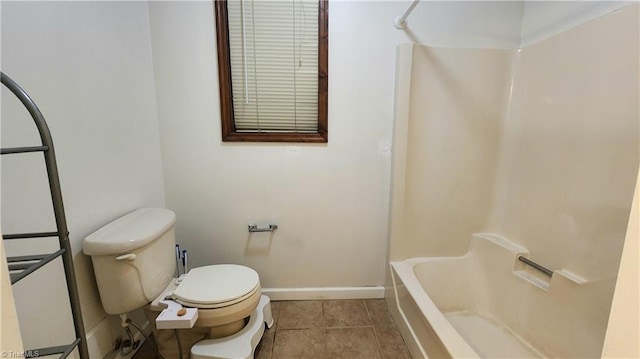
[261,286,385,301]
[85,317,114,359]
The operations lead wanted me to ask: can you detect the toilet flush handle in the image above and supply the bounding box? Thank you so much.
[115,253,137,261]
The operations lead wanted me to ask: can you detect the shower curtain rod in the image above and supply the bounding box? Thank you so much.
[394,0,420,29]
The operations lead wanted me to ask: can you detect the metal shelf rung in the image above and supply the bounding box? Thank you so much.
[3,231,59,240]
[1,145,48,155]
[8,254,49,271]
[26,338,81,358]
[7,254,50,262]
[9,248,65,284]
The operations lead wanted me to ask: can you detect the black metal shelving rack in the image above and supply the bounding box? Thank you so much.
[1,72,89,359]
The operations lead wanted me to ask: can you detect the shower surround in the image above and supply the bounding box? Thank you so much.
[386,5,639,358]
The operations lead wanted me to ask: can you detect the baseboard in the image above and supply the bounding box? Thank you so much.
[85,317,115,359]
[261,286,385,301]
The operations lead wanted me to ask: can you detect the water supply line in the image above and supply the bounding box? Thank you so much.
[118,314,136,357]
[175,244,181,276]
[176,244,189,275]
[182,249,188,274]
[119,313,167,359]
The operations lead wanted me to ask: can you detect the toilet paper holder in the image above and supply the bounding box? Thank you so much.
[248,224,278,233]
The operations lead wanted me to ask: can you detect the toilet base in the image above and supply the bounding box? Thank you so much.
[191,295,273,359]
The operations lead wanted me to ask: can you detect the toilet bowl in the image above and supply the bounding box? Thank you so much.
[83,208,270,358]
[150,264,262,338]
[191,295,273,359]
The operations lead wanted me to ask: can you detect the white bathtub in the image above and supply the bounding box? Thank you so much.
[388,233,612,358]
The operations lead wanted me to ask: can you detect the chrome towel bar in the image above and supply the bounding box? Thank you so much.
[248,224,278,233]
[518,256,553,277]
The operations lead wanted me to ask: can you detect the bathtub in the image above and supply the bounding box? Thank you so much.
[388,233,612,358]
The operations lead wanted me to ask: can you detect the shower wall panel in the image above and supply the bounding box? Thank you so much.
[491,4,639,284]
[390,46,513,259]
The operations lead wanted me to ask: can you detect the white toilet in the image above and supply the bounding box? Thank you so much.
[83,208,272,359]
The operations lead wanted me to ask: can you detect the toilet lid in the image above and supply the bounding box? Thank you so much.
[173,264,260,309]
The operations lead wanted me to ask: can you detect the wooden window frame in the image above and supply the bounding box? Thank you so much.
[214,0,328,143]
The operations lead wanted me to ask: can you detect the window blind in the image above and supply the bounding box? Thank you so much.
[227,0,319,132]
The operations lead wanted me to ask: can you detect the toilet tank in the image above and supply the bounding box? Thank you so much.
[83,208,176,315]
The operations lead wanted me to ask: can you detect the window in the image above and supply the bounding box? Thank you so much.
[215,0,328,143]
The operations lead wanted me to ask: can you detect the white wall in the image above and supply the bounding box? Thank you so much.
[398,1,525,48]
[389,1,633,51]
[148,0,395,291]
[1,1,165,355]
[520,1,633,47]
[147,1,525,293]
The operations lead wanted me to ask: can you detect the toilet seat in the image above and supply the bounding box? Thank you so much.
[173,264,260,309]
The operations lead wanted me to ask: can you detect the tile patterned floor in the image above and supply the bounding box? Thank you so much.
[133,299,411,359]
[256,299,411,359]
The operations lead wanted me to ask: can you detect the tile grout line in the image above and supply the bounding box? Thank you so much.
[321,300,326,328]
[369,299,391,359]
[325,325,376,329]
[364,299,386,359]
[321,300,327,356]
[364,299,373,322]
[267,303,277,359]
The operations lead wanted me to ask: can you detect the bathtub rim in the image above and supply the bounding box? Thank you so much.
[389,259,480,359]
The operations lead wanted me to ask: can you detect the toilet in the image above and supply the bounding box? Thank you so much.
[83,208,272,359]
